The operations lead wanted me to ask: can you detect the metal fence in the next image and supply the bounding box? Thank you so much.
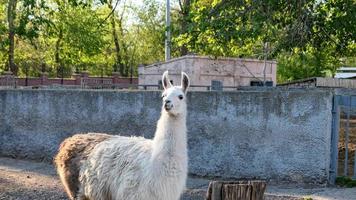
[0,73,138,89]
[81,77,113,89]
[330,95,356,184]
[139,80,243,91]
[138,84,241,91]
[0,74,16,88]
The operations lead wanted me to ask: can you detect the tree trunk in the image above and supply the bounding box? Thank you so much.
[7,0,18,75]
[55,28,63,77]
[118,19,129,76]
[108,0,124,75]
[206,180,266,200]
[179,0,191,56]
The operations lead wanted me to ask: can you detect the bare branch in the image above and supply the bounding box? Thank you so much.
[178,0,183,11]
[98,0,121,28]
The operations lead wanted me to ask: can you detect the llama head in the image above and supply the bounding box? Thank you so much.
[161,71,190,117]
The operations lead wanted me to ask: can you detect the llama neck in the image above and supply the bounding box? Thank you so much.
[151,111,187,166]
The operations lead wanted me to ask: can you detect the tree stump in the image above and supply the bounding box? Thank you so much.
[206,180,266,200]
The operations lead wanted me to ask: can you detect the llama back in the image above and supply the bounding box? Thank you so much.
[79,136,154,200]
[54,133,113,199]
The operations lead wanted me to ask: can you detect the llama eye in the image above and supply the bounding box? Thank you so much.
[161,94,166,99]
[178,95,184,100]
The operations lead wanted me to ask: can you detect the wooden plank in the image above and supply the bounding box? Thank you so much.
[211,181,223,200]
[206,180,266,200]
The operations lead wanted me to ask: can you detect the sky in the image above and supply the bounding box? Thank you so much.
[114,0,179,25]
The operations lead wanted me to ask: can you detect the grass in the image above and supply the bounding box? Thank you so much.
[335,176,356,187]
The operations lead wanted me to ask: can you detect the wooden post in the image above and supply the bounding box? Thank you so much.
[112,72,120,85]
[73,73,81,86]
[206,181,266,200]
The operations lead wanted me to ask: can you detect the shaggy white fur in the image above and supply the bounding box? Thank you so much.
[76,71,190,200]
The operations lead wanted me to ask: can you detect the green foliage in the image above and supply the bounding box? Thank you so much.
[175,0,356,82]
[0,1,7,51]
[0,0,354,80]
[130,0,166,64]
[15,0,51,40]
[336,176,356,188]
[277,45,340,82]
[0,0,167,77]
[51,4,106,70]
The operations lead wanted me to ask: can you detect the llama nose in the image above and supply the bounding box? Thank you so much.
[164,100,172,110]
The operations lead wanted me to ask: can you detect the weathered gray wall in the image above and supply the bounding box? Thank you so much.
[0,89,333,184]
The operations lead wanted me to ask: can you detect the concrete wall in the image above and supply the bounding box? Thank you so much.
[139,55,277,89]
[0,89,333,184]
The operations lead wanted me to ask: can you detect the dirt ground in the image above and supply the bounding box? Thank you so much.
[1,157,356,200]
[0,158,66,200]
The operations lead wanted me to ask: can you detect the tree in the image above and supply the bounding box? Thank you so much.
[0,0,174,77]
[130,0,166,64]
[105,0,125,74]
[177,0,192,56]
[34,0,106,77]
[6,0,17,73]
[5,0,51,75]
[0,0,7,73]
[175,0,356,81]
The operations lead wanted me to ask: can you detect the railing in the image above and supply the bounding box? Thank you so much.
[138,84,240,91]
[0,74,16,88]
[0,72,138,89]
[81,78,113,89]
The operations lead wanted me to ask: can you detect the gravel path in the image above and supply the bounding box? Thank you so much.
[1,157,355,200]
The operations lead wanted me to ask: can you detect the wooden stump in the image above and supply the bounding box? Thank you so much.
[206,180,266,200]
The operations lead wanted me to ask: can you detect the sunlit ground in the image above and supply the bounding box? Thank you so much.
[1,157,356,200]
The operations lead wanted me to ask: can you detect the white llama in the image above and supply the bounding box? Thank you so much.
[54,71,190,200]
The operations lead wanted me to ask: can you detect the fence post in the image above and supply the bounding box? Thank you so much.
[60,64,64,85]
[81,71,89,78]
[40,72,48,85]
[25,62,29,86]
[3,71,15,88]
[353,96,356,180]
[73,73,81,86]
[330,95,340,184]
[130,65,134,84]
[344,96,351,176]
[80,71,89,88]
[112,72,120,86]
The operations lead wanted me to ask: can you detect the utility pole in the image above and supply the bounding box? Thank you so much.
[263,42,268,86]
[165,0,171,61]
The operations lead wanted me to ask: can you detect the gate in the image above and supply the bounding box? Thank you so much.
[330,95,356,184]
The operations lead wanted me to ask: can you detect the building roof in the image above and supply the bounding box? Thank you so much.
[335,67,356,79]
[335,73,356,79]
[337,67,356,71]
[142,55,277,69]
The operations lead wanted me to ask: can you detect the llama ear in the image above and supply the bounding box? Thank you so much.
[181,72,190,93]
[162,71,172,90]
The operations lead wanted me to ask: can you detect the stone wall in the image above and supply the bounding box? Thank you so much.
[0,89,333,184]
